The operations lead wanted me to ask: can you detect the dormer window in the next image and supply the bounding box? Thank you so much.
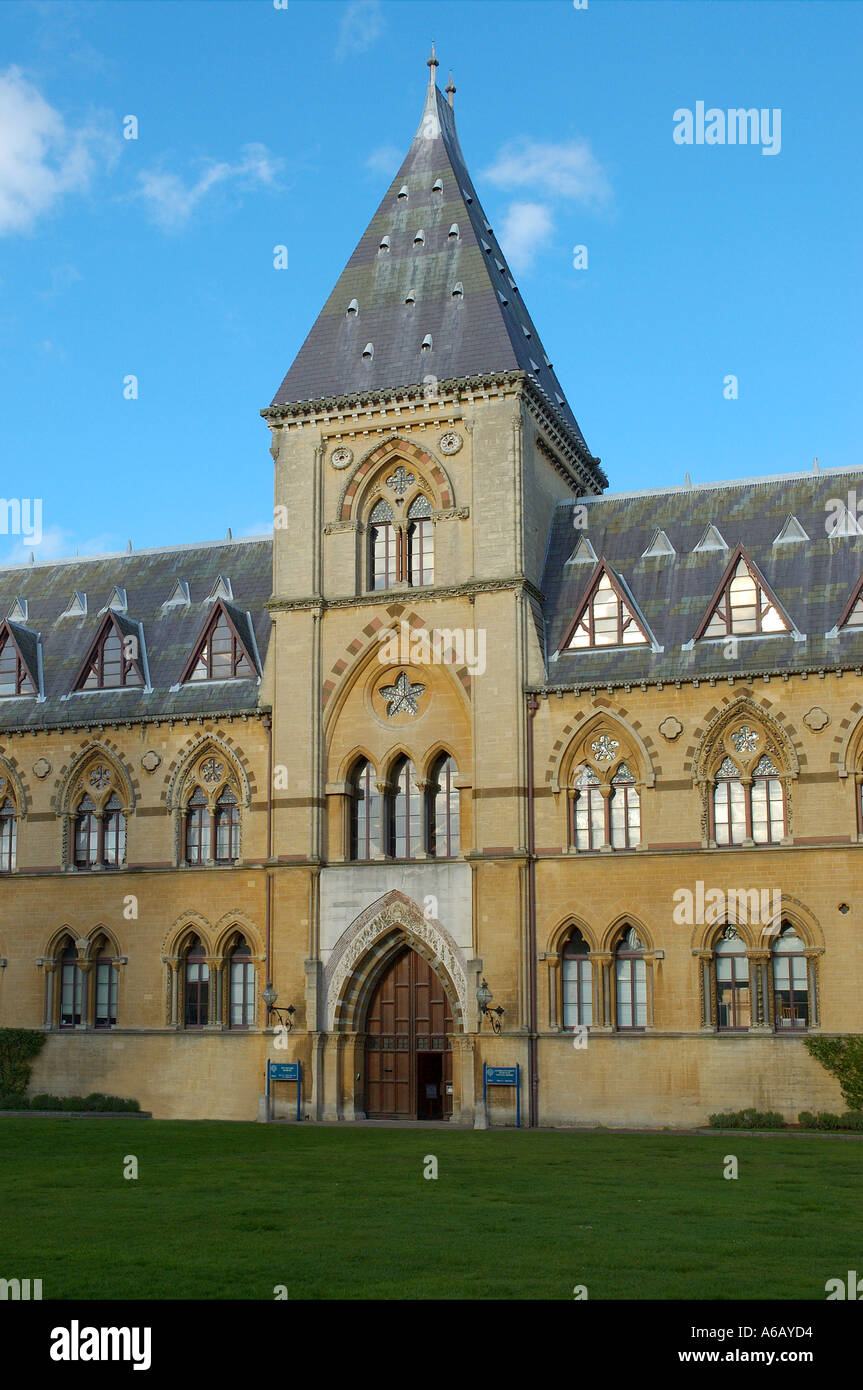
[696,550,789,640]
[561,564,650,651]
[0,624,36,696]
[74,614,145,690]
[181,601,257,683]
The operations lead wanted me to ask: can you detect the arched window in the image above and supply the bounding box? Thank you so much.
[369,499,397,591]
[0,630,35,695]
[77,618,144,690]
[713,753,785,845]
[614,928,646,1031]
[714,927,751,1031]
[184,936,209,1028]
[750,755,786,843]
[772,925,808,1030]
[562,930,592,1029]
[214,786,239,862]
[407,494,434,586]
[185,786,209,864]
[572,765,603,849]
[187,609,255,682]
[0,797,17,872]
[428,754,458,857]
[388,757,420,858]
[609,762,640,849]
[349,759,379,861]
[93,937,118,1030]
[102,792,126,867]
[59,940,83,1029]
[74,794,99,868]
[229,937,254,1029]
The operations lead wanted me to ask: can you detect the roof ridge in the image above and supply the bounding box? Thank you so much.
[0,533,272,575]
[560,463,863,506]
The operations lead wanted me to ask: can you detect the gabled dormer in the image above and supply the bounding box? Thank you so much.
[0,620,41,698]
[689,546,794,642]
[179,599,259,684]
[72,611,147,691]
[557,560,655,653]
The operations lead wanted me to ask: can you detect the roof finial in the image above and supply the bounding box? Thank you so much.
[446,70,456,107]
[427,42,438,83]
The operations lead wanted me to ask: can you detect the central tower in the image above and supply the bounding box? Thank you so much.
[261,49,605,1122]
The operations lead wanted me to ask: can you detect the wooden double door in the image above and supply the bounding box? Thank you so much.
[365,946,453,1119]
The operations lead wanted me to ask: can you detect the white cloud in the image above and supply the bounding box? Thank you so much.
[136,143,282,232]
[0,525,119,567]
[482,137,611,206]
[336,1,385,62]
[0,66,109,234]
[365,144,402,177]
[498,201,555,274]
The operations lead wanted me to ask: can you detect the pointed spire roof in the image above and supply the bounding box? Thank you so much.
[270,53,598,470]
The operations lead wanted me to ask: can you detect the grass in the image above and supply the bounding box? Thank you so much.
[0,1118,860,1300]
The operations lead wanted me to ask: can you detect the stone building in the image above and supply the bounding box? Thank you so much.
[1,52,860,1126]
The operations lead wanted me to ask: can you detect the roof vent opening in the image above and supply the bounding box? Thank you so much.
[522,326,532,339]
[378,235,390,252]
[413,229,425,245]
[448,223,459,239]
[494,258,505,272]
[432,178,443,193]
[773,514,809,545]
[498,291,509,306]
[642,529,676,558]
[397,184,409,200]
[362,342,374,360]
[421,334,433,352]
[451,282,464,298]
[461,187,473,203]
[529,358,540,371]
[565,536,597,565]
[62,592,87,618]
[8,597,28,622]
[480,239,491,253]
[346,298,358,316]
[693,523,728,552]
[405,289,416,305]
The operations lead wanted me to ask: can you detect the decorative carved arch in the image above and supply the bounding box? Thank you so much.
[337,747,378,783]
[690,917,758,952]
[337,435,455,521]
[0,752,29,815]
[54,740,137,815]
[42,924,81,960]
[421,743,460,781]
[380,745,420,784]
[323,602,473,720]
[164,732,252,810]
[690,695,800,783]
[212,912,264,959]
[84,924,123,958]
[162,913,212,959]
[547,914,597,955]
[324,889,469,1031]
[600,914,654,954]
[549,708,656,793]
[836,705,863,778]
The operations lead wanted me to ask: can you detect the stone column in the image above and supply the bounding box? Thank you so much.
[321,1032,340,1121]
[204,959,222,1029]
[373,781,389,859]
[414,777,429,858]
[804,949,822,1027]
[693,949,715,1030]
[41,960,56,1028]
[593,952,613,1031]
[339,1032,365,1120]
[309,1031,326,1121]
[546,953,561,1031]
[748,951,771,1031]
[450,1033,476,1125]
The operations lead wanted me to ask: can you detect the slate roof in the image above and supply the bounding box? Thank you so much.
[0,537,273,731]
[269,61,601,481]
[540,467,863,685]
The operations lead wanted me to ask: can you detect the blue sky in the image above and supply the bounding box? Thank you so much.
[0,0,860,563]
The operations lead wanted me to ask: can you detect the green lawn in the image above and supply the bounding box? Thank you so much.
[0,1118,860,1300]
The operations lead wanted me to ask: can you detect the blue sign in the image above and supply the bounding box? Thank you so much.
[485,1066,517,1086]
[269,1062,299,1081]
[482,1063,521,1127]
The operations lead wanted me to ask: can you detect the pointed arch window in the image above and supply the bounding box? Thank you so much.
[214,786,240,863]
[772,925,809,1030]
[0,797,17,872]
[184,786,209,865]
[388,756,420,859]
[698,552,788,639]
[572,765,603,849]
[185,606,255,682]
[73,790,126,868]
[59,941,84,1029]
[184,936,209,1029]
[94,937,118,1030]
[562,929,592,1029]
[563,566,649,650]
[229,937,255,1029]
[73,794,99,868]
[712,752,785,845]
[609,762,640,849]
[0,626,36,696]
[75,615,144,690]
[369,499,397,591]
[614,928,647,1031]
[428,754,459,857]
[407,494,434,586]
[349,759,379,861]
[713,927,751,1031]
